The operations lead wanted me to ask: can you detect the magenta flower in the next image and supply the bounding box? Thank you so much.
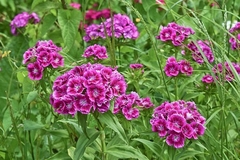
[87,85,106,102]
[67,77,85,95]
[151,119,168,137]
[114,92,153,120]
[229,22,240,50]
[129,63,143,69]
[202,74,214,84]
[50,63,127,116]
[70,2,81,9]
[23,40,63,80]
[37,51,52,67]
[83,44,108,60]
[10,12,40,35]
[187,40,214,64]
[156,22,195,46]
[178,60,193,76]
[166,131,185,148]
[167,114,186,133]
[27,62,43,80]
[83,13,139,41]
[74,95,93,114]
[151,100,206,148]
[164,61,179,77]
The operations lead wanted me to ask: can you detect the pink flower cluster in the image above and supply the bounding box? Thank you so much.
[85,9,111,23]
[129,63,143,69]
[156,22,195,46]
[23,40,63,80]
[83,13,139,42]
[164,57,193,77]
[50,63,127,116]
[187,40,214,64]
[114,92,154,120]
[229,22,240,50]
[150,100,206,148]
[213,62,240,81]
[202,74,214,84]
[10,12,40,35]
[83,44,108,60]
[70,2,81,9]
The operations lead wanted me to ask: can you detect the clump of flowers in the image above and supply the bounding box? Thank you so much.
[83,13,139,42]
[23,40,63,80]
[229,22,240,50]
[70,2,81,9]
[114,92,154,120]
[187,40,214,64]
[211,62,240,82]
[202,74,214,84]
[156,22,195,46]
[50,63,127,116]
[83,44,108,60]
[85,8,111,23]
[10,12,40,35]
[129,63,143,69]
[164,57,193,77]
[150,100,206,148]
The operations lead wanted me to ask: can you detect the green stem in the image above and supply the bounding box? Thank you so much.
[119,0,171,100]
[61,0,67,9]
[6,73,25,160]
[174,78,178,100]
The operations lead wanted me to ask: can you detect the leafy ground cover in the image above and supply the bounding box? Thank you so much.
[0,0,240,159]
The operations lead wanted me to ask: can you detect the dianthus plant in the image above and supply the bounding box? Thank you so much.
[23,40,64,80]
[150,100,206,148]
[50,63,127,116]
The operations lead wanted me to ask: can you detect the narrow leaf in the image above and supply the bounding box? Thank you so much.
[23,120,44,130]
[106,145,149,160]
[73,131,100,160]
[99,111,128,144]
[26,90,38,104]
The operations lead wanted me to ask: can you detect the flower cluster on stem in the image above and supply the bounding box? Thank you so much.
[83,13,139,42]
[164,57,193,77]
[83,44,108,60]
[10,12,40,35]
[50,63,127,116]
[150,100,206,148]
[114,92,154,120]
[156,22,195,46]
[23,40,63,80]
[229,22,240,50]
[187,40,214,64]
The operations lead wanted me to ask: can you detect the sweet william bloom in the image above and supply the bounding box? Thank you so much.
[164,61,179,77]
[166,131,185,148]
[27,62,43,80]
[178,60,193,76]
[70,2,81,9]
[151,100,206,148]
[50,63,127,116]
[129,63,143,69]
[83,44,108,60]
[10,12,40,35]
[202,74,214,84]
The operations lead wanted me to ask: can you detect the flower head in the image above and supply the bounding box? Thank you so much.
[10,12,40,35]
[151,100,206,148]
[50,63,127,116]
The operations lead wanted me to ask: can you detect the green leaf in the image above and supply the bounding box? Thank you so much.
[105,145,149,160]
[99,111,128,144]
[45,129,69,138]
[32,1,60,12]
[40,13,57,37]
[133,138,162,157]
[23,120,45,130]
[26,90,38,104]
[77,112,88,138]
[68,147,75,160]
[57,9,82,52]
[73,131,100,160]
[46,151,71,160]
